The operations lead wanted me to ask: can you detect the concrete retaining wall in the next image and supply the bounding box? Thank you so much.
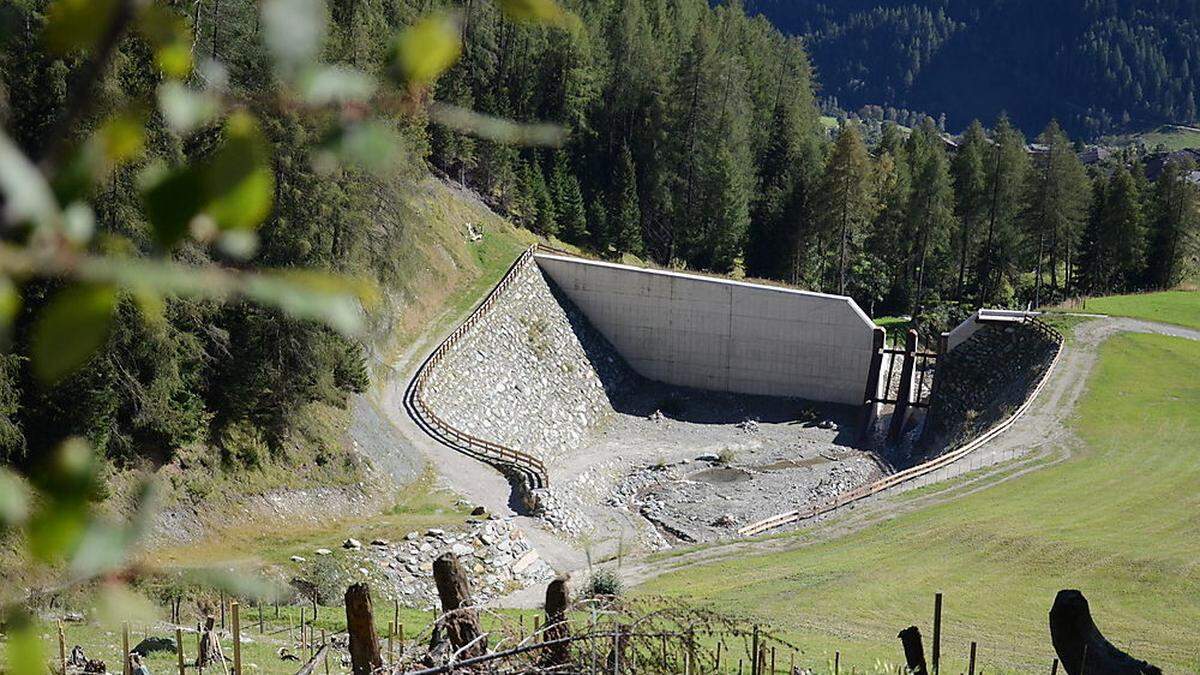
[535,254,877,405]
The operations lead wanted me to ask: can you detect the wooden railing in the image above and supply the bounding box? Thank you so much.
[738,315,1064,536]
[410,245,549,488]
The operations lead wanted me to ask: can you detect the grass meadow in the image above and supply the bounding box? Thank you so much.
[637,332,1200,673]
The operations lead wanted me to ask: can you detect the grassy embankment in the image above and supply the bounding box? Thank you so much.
[1065,288,1200,331]
[638,329,1200,673]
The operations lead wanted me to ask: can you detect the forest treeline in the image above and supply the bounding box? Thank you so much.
[741,0,1200,139]
[1,0,1197,467]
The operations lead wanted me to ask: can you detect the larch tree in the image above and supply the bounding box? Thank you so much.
[818,122,876,296]
[1025,120,1090,304]
[951,120,988,300]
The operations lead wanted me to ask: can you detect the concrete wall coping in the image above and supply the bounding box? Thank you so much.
[533,253,875,329]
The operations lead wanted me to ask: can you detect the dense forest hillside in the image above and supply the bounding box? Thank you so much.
[2,0,1197,474]
[740,0,1200,138]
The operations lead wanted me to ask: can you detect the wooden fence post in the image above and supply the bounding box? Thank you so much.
[932,592,943,674]
[432,552,486,659]
[968,641,977,675]
[543,576,571,667]
[835,650,840,674]
[231,602,241,675]
[57,621,66,675]
[321,629,328,675]
[344,583,382,675]
[387,622,394,668]
[898,626,929,675]
[122,622,130,675]
[220,592,226,630]
[751,625,759,675]
[258,602,264,634]
[176,627,185,675]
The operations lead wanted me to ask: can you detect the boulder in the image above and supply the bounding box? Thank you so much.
[342,538,362,550]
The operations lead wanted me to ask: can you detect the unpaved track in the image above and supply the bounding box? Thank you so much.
[618,317,1200,587]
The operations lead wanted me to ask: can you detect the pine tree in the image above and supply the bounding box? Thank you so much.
[818,123,876,295]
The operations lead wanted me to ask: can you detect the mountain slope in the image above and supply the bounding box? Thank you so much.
[741,0,1200,137]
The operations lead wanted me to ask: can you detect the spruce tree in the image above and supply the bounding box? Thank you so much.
[550,152,589,244]
[1104,167,1145,290]
[904,120,956,318]
[530,162,559,237]
[612,144,644,257]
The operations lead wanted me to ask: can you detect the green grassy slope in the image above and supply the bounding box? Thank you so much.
[637,332,1200,673]
[1074,289,1200,331]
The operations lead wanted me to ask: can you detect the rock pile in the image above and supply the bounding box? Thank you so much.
[423,262,636,464]
[330,518,555,608]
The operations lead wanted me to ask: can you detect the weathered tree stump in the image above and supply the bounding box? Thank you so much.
[542,575,572,667]
[344,583,382,675]
[1049,590,1161,675]
[897,626,928,675]
[432,552,486,659]
[195,616,227,674]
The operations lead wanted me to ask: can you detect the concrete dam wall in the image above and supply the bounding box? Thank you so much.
[535,254,877,406]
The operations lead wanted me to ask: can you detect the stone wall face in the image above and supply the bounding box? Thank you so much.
[918,322,1059,456]
[535,254,877,405]
[423,261,634,463]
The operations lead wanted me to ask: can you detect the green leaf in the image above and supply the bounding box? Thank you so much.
[44,0,119,53]
[98,113,146,165]
[317,121,404,175]
[95,584,157,626]
[204,112,275,231]
[497,0,566,23]
[136,4,192,78]
[141,163,206,247]
[392,13,462,88]
[0,468,29,530]
[244,271,373,335]
[0,129,61,229]
[31,284,118,385]
[300,66,377,105]
[261,0,326,77]
[27,500,88,562]
[157,82,220,135]
[0,276,21,330]
[2,613,44,675]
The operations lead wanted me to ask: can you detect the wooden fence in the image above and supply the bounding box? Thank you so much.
[408,245,549,488]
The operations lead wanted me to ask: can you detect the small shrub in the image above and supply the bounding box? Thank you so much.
[218,420,268,469]
[586,568,623,597]
[716,447,736,464]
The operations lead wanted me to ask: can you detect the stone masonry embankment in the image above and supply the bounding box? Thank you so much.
[918,321,1060,458]
[422,260,636,464]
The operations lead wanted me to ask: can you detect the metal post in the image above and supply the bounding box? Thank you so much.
[932,592,943,674]
[889,329,919,442]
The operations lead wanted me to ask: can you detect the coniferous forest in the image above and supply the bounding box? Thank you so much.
[741,0,1200,138]
[1,0,1198,465]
